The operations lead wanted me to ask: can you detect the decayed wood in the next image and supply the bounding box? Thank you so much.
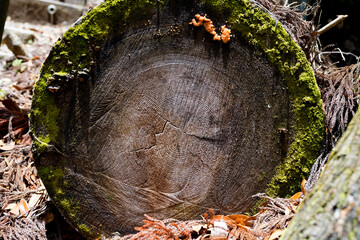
[30,0,324,237]
[281,107,360,239]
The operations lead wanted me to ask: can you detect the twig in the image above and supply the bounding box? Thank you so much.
[312,14,348,37]
[319,50,360,62]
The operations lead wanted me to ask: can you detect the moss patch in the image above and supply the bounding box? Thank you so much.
[37,164,96,238]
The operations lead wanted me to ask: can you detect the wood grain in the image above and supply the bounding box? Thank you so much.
[51,17,293,233]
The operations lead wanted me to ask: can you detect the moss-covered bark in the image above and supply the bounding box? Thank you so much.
[281,108,360,239]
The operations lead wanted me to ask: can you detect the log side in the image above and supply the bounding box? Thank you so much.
[281,107,360,239]
[30,0,324,238]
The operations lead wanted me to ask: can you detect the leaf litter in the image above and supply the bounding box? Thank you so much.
[116,180,306,240]
[1,0,360,239]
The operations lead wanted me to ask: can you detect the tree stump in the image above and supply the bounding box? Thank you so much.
[281,108,360,239]
[30,0,324,237]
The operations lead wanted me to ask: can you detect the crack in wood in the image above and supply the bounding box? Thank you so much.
[129,115,223,154]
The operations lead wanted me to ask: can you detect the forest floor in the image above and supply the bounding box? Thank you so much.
[0,8,88,240]
[1,0,359,240]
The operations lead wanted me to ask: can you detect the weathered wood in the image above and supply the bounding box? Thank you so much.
[8,0,83,24]
[281,108,360,239]
[30,0,324,238]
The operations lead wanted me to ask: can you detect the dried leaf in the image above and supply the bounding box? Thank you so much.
[9,203,20,216]
[28,193,42,208]
[210,220,228,239]
[18,198,30,215]
[289,192,302,200]
[268,229,284,240]
[301,178,307,195]
[0,145,15,151]
[192,224,206,233]
[5,203,17,211]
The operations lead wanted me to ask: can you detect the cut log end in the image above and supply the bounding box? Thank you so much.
[30,0,324,238]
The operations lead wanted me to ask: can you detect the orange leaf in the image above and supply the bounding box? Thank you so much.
[301,178,307,195]
[290,192,302,200]
[18,198,30,215]
[226,214,255,227]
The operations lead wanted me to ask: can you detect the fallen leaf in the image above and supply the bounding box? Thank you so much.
[290,192,302,200]
[192,224,206,233]
[18,198,30,215]
[210,220,228,240]
[5,203,17,211]
[9,203,20,216]
[268,229,284,240]
[0,145,15,151]
[28,193,42,208]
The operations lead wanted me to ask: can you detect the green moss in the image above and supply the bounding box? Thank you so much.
[38,165,98,238]
[37,165,65,198]
[78,224,93,236]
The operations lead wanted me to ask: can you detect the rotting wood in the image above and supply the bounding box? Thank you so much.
[30,0,324,238]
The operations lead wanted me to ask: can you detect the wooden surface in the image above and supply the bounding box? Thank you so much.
[54,22,291,234]
[30,0,324,237]
[81,19,290,228]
